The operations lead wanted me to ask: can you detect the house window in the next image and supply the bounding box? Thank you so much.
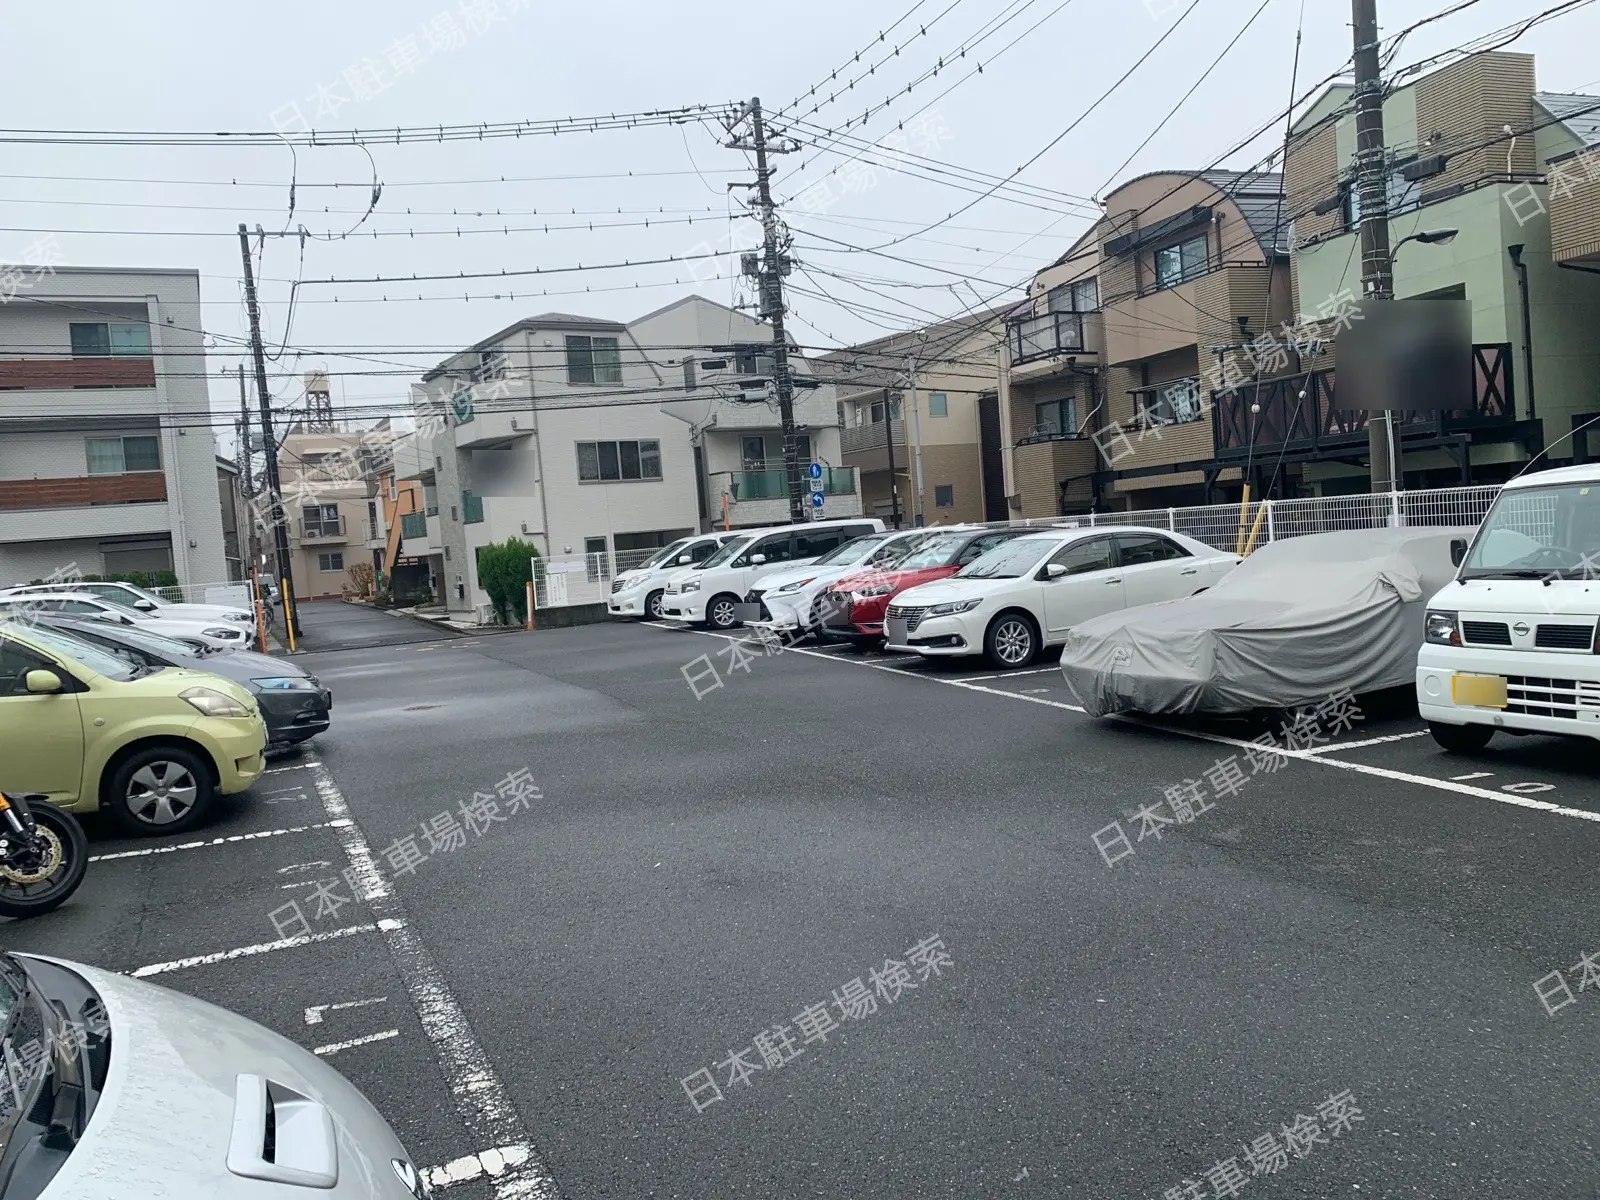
[1047,278,1098,312]
[1342,171,1423,230]
[742,435,766,468]
[733,344,774,376]
[450,386,474,426]
[869,395,900,423]
[934,484,954,508]
[565,335,622,385]
[471,348,507,383]
[70,322,151,357]
[317,552,344,572]
[1140,378,1204,426]
[1153,235,1209,289]
[576,439,662,482]
[1033,398,1077,438]
[302,503,341,537]
[86,435,160,474]
[927,392,948,417]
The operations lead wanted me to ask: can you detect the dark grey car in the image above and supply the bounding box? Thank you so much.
[39,616,331,747]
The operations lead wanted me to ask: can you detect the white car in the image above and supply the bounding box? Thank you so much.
[1417,462,1600,751]
[2,951,433,1199]
[0,579,254,625]
[660,517,885,630]
[0,593,252,651]
[741,527,947,637]
[885,526,1240,669]
[607,532,746,620]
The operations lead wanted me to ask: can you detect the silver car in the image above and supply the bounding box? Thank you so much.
[1,953,430,1198]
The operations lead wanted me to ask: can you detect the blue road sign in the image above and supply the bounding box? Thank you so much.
[807,462,823,481]
[810,491,825,508]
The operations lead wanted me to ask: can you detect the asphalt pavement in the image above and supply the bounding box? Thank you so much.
[7,613,1599,1199]
[292,596,467,652]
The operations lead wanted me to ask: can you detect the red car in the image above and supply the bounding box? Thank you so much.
[821,527,1032,647]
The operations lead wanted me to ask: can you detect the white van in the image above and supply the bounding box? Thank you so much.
[607,532,747,620]
[660,517,886,630]
[1416,463,1600,751]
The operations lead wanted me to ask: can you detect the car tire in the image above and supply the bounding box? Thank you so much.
[984,611,1039,669]
[1428,722,1495,754]
[105,743,216,835]
[645,590,665,621]
[706,594,741,630]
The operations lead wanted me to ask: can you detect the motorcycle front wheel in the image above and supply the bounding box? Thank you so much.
[0,802,89,919]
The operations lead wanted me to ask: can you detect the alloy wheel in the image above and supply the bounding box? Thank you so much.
[994,619,1033,666]
[647,591,665,620]
[709,598,737,629]
[126,761,200,826]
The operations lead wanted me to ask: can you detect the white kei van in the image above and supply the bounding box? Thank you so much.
[660,517,886,629]
[1416,463,1600,751]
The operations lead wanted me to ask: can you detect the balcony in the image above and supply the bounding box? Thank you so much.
[400,511,428,539]
[297,515,348,543]
[1213,344,1517,461]
[0,471,166,511]
[841,418,905,457]
[1008,311,1085,364]
[0,357,156,390]
[462,491,484,524]
[726,467,856,499]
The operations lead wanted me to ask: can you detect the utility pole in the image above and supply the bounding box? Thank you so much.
[237,365,254,495]
[1353,0,1400,495]
[729,98,805,522]
[883,388,902,529]
[905,353,926,526]
[239,224,300,640]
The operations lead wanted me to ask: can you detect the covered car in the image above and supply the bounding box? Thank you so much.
[1057,526,1473,716]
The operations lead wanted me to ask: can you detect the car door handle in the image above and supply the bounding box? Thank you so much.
[1105,577,1122,585]
[1180,568,1198,576]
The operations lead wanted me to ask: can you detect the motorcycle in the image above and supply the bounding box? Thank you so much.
[0,791,88,919]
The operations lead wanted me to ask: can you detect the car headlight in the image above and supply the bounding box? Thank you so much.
[251,676,317,691]
[928,599,983,616]
[853,584,895,598]
[229,612,254,622]
[682,580,702,593]
[1424,610,1462,646]
[202,626,238,639]
[775,577,816,594]
[180,686,251,718]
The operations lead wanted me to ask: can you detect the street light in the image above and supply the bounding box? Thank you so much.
[1392,227,1459,254]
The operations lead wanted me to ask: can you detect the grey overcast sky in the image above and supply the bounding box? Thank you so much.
[2,0,1594,443]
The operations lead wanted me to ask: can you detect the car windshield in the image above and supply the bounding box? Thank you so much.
[700,534,756,569]
[1461,482,1600,579]
[3,623,140,681]
[638,539,692,570]
[815,536,889,567]
[893,533,971,570]
[67,621,196,660]
[956,537,1054,579]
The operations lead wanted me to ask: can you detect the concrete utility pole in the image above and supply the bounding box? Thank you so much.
[905,352,926,526]
[883,387,902,529]
[239,224,301,640]
[237,365,253,495]
[730,98,806,522]
[1352,0,1401,493]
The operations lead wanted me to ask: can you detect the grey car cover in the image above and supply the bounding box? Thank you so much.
[1058,526,1473,716]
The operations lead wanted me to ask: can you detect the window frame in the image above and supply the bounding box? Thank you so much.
[934,484,955,508]
[1046,535,1116,576]
[1153,235,1210,290]
[575,439,663,483]
[85,434,162,475]
[69,321,152,358]
[565,334,622,386]
[927,392,949,418]
[317,551,345,572]
[1112,532,1192,566]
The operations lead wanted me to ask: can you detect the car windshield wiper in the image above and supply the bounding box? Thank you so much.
[1463,568,1545,579]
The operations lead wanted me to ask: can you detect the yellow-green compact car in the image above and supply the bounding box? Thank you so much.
[0,621,268,835]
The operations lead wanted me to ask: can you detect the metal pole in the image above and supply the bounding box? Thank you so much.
[1353,0,1400,494]
[239,224,300,641]
[883,387,901,530]
[906,353,925,527]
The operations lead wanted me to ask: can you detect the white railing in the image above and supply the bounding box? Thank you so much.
[1009,484,1503,554]
[533,548,663,609]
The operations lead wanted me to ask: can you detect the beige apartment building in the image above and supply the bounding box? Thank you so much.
[276,423,391,600]
[824,311,1010,527]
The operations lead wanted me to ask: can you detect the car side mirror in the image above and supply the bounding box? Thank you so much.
[25,669,63,694]
[678,554,692,564]
[751,553,767,565]
[1449,538,1467,567]
[1043,563,1068,580]
[133,598,157,611]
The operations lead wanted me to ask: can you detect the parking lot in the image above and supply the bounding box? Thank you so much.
[8,614,1600,1199]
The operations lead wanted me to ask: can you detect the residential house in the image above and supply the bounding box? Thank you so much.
[823,310,1010,526]
[0,267,227,588]
[631,295,860,529]
[1278,51,1600,491]
[277,421,392,599]
[374,455,430,601]
[398,312,700,621]
[215,455,249,582]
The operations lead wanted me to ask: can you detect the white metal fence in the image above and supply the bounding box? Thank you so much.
[534,548,659,609]
[1006,485,1503,555]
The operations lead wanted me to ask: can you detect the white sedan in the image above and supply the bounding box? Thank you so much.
[0,579,254,624]
[0,593,252,651]
[885,526,1239,669]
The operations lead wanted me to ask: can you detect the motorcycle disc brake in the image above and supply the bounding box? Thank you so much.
[0,827,65,886]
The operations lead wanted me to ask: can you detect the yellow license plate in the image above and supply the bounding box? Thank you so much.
[1451,673,1508,709]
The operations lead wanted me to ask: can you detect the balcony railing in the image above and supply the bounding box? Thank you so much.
[297,515,348,542]
[1213,343,1516,460]
[400,511,427,538]
[462,491,484,524]
[841,418,905,455]
[726,467,856,499]
[0,471,166,510]
[0,357,157,390]
[1008,311,1085,365]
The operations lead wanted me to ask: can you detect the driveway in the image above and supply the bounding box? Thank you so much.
[291,598,465,652]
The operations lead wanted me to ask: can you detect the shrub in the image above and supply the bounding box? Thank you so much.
[476,538,539,625]
[346,562,375,599]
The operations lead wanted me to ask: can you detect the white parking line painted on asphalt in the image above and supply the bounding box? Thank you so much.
[424,1144,535,1192]
[306,996,389,1025]
[309,764,558,1200]
[129,922,381,978]
[956,667,1059,682]
[263,759,321,775]
[90,821,350,862]
[1300,731,1431,755]
[313,1028,400,1057]
[638,624,1600,825]
[1451,772,1494,781]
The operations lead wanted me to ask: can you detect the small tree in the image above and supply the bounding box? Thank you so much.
[476,538,538,625]
[346,561,375,599]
